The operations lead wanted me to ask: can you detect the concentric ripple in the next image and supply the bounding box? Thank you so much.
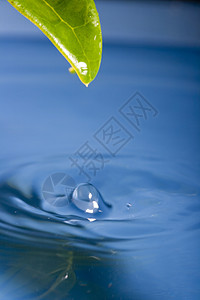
[0,156,199,252]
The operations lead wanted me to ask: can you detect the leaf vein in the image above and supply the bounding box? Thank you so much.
[41,0,91,79]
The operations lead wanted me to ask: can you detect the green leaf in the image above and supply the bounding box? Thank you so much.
[7,0,102,86]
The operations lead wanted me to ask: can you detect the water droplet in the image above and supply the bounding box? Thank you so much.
[71,183,111,216]
[126,202,132,209]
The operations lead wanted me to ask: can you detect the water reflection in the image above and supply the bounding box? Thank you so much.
[0,239,131,300]
[0,242,75,300]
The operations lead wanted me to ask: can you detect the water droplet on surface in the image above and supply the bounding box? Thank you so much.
[126,202,132,209]
[71,183,111,216]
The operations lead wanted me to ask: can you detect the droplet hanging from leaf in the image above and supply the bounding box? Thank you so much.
[7,0,102,86]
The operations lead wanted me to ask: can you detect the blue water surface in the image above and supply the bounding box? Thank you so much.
[0,35,200,300]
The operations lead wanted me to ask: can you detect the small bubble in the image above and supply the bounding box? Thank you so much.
[126,203,132,209]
